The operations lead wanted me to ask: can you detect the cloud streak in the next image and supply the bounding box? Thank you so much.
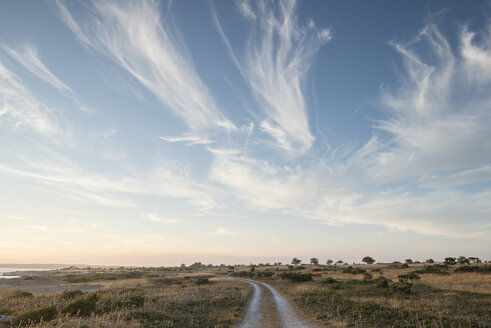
[0,42,74,94]
[53,0,235,132]
[0,60,61,135]
[214,0,332,155]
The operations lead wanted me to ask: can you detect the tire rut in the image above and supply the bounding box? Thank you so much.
[239,279,314,328]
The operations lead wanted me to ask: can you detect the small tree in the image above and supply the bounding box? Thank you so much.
[444,257,456,265]
[362,256,375,264]
[457,256,470,265]
[291,258,301,266]
[468,257,481,264]
[310,258,319,265]
[336,260,343,265]
[425,259,434,264]
[405,259,413,264]
[326,259,333,265]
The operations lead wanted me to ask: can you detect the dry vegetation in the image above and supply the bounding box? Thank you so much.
[0,268,250,327]
[246,262,491,327]
[0,262,490,327]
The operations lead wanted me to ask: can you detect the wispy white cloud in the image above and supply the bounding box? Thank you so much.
[160,134,215,146]
[0,42,74,94]
[0,151,216,210]
[460,24,491,84]
[214,0,332,155]
[371,22,491,182]
[208,227,243,236]
[0,60,61,135]
[53,0,235,132]
[146,213,181,224]
[420,165,491,188]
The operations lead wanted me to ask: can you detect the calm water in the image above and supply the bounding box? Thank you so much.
[0,267,49,279]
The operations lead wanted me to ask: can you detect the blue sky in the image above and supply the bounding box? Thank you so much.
[0,0,490,266]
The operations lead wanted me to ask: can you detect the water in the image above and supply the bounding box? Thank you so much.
[0,267,49,279]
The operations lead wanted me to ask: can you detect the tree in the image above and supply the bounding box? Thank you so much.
[291,258,301,266]
[425,259,434,264]
[310,258,319,265]
[444,257,456,265]
[336,260,343,265]
[362,256,375,264]
[457,256,470,265]
[326,259,333,265]
[405,259,413,264]
[468,257,481,264]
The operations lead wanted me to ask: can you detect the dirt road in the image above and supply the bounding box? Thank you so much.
[239,279,314,328]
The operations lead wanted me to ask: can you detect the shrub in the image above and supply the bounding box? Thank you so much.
[280,272,313,282]
[398,272,421,282]
[60,289,84,300]
[14,305,58,326]
[62,294,98,316]
[455,265,491,274]
[342,266,367,274]
[235,271,255,278]
[11,291,33,298]
[196,278,210,285]
[127,295,145,307]
[375,277,389,288]
[414,265,449,275]
[322,277,338,284]
[390,282,413,294]
[256,271,274,278]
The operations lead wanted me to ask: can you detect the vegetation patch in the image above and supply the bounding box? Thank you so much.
[13,305,58,326]
[62,294,98,316]
[280,272,313,282]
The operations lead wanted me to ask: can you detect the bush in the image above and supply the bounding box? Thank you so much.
[256,271,274,278]
[398,272,421,282]
[127,295,145,307]
[14,305,58,326]
[60,289,84,300]
[414,265,449,275]
[11,291,33,298]
[322,277,338,284]
[390,282,413,294]
[62,294,98,316]
[196,278,210,285]
[375,277,389,288]
[235,271,255,278]
[280,272,313,282]
[455,265,491,274]
[342,266,367,274]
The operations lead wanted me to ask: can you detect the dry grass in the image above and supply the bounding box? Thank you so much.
[0,270,251,328]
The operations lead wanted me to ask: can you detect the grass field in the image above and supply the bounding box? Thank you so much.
[0,263,489,327]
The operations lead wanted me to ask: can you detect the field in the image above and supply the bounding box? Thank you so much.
[0,263,489,327]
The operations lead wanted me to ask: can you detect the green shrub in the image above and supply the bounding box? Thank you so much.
[414,265,449,275]
[390,281,413,294]
[11,291,33,298]
[280,272,313,282]
[127,295,145,307]
[196,278,210,285]
[342,266,367,274]
[398,272,420,282]
[256,271,274,278]
[13,305,58,326]
[60,289,84,300]
[235,271,255,278]
[455,265,491,274]
[322,277,338,284]
[62,294,98,316]
[375,277,389,288]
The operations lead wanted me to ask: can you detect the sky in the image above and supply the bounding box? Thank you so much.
[0,0,490,266]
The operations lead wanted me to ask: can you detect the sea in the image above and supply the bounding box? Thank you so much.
[0,267,49,279]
